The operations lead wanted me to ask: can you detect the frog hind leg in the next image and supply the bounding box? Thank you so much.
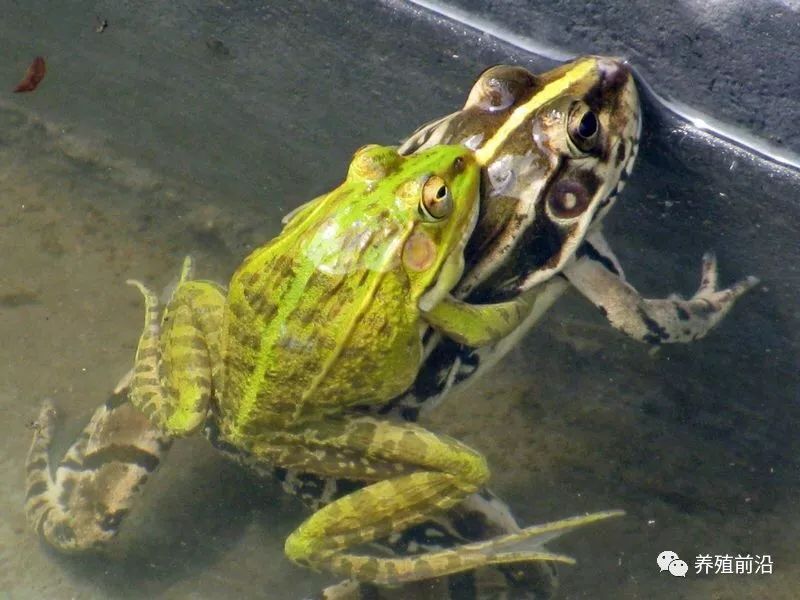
[274,416,621,585]
[25,257,224,552]
[127,256,225,436]
[25,397,171,551]
[217,450,561,597]
[315,489,562,599]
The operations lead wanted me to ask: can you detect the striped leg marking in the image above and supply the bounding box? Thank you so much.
[25,397,170,551]
[127,256,225,436]
[314,489,562,599]
[264,415,623,585]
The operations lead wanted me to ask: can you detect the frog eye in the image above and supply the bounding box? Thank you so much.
[567,102,601,153]
[466,65,537,113]
[420,175,453,220]
[348,145,401,181]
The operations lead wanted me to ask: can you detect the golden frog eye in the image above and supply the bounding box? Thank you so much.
[567,102,601,153]
[420,175,453,220]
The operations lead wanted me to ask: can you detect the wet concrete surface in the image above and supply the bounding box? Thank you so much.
[409,0,800,154]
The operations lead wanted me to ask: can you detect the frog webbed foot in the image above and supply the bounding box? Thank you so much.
[25,397,171,552]
[314,488,562,599]
[665,252,759,329]
[635,252,758,343]
[565,240,758,344]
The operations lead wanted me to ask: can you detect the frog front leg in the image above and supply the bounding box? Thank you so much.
[564,231,758,344]
[268,416,619,585]
[422,294,535,347]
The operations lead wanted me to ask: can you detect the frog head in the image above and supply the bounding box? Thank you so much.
[400,56,641,298]
[310,144,481,309]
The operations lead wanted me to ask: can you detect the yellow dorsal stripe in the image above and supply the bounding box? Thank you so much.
[475,58,595,166]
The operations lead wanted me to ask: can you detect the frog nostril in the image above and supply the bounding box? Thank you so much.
[598,57,633,90]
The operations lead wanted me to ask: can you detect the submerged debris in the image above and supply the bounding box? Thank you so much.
[13,56,46,93]
[0,288,40,307]
[206,37,232,58]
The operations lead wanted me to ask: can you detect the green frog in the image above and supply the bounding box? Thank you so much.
[26,142,618,586]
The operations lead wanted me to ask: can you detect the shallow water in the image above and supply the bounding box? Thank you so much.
[1,2,798,599]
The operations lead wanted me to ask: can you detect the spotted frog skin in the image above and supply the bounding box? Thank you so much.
[26,143,618,587]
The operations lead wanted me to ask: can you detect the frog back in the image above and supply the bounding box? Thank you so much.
[218,145,480,434]
[221,191,424,432]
